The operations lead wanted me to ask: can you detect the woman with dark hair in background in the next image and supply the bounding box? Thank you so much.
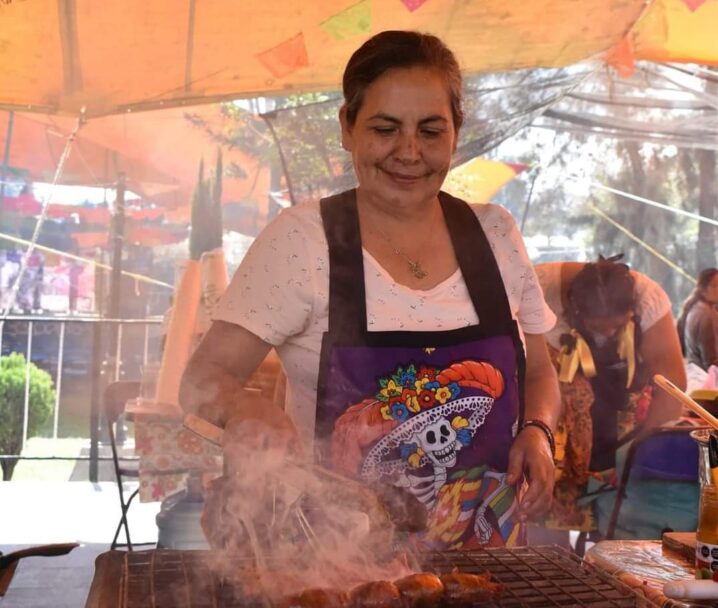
[534,257,686,540]
[677,268,718,371]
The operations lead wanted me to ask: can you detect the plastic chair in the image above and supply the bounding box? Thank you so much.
[104,380,143,550]
[604,426,703,540]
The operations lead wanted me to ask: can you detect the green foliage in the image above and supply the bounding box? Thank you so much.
[189,148,224,260]
[0,353,56,480]
[190,93,345,204]
[509,129,712,313]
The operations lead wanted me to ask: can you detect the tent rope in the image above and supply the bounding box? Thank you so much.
[588,203,696,285]
[584,180,718,227]
[0,230,172,289]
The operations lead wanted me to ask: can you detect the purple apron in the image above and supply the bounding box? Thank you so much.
[316,189,526,549]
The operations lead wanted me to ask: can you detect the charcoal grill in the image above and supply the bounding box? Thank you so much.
[85,546,661,607]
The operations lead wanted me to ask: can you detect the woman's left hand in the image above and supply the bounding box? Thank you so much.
[505,426,555,522]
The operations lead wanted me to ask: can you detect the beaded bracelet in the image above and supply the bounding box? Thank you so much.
[520,419,556,458]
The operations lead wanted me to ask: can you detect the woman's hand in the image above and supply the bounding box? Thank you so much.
[222,393,304,476]
[505,425,555,522]
[513,332,561,522]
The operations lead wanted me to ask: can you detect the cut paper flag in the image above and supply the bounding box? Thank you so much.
[320,0,371,40]
[682,0,707,10]
[256,33,309,79]
[624,0,718,66]
[443,158,528,203]
[400,0,429,11]
[604,37,636,78]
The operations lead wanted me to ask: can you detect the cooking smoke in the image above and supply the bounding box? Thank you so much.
[199,414,423,603]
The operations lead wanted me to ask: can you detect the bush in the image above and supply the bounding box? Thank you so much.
[0,353,56,480]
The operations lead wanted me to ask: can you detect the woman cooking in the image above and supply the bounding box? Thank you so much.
[534,257,687,539]
[180,30,560,549]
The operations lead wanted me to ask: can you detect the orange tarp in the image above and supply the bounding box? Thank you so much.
[2,107,271,210]
[0,113,180,196]
[0,0,652,117]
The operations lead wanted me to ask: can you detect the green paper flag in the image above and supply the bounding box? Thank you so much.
[320,0,372,41]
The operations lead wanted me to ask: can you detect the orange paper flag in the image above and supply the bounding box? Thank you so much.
[257,33,309,79]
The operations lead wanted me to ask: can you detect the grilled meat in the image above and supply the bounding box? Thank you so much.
[394,572,445,607]
[349,580,403,608]
[301,588,351,608]
[439,571,504,606]
[367,483,428,533]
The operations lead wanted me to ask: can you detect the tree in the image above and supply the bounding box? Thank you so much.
[0,353,56,480]
[189,148,224,260]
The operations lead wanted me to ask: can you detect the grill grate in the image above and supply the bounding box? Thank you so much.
[421,546,655,607]
[118,547,658,608]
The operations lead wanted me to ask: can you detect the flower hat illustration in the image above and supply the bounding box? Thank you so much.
[330,359,505,487]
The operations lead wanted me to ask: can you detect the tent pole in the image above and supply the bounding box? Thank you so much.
[107,173,126,367]
[0,110,15,208]
[107,173,127,442]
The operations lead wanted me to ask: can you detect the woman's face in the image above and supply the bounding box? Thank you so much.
[340,66,457,211]
[582,312,633,340]
[702,274,718,304]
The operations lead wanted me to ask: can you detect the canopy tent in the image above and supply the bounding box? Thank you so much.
[0,106,271,210]
[537,62,718,150]
[0,0,714,209]
[0,0,715,225]
[0,0,703,118]
[2,0,715,118]
[0,112,180,197]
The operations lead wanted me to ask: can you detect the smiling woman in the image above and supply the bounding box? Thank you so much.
[341,66,457,287]
[180,30,561,551]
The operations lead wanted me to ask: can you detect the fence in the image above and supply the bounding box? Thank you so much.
[0,314,164,481]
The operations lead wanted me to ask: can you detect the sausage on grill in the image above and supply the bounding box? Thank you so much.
[394,572,445,607]
[349,580,403,608]
[278,588,350,608]
[439,571,504,606]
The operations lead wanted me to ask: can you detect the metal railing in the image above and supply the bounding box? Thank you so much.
[0,314,164,481]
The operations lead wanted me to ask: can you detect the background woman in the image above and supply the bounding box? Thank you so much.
[181,30,560,549]
[534,257,686,538]
[677,267,718,371]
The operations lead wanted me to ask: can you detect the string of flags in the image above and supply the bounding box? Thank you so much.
[256,0,431,79]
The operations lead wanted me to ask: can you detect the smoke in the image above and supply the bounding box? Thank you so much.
[202,417,418,603]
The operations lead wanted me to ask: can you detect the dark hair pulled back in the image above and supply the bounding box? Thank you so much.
[676,267,718,354]
[567,258,636,326]
[342,30,464,131]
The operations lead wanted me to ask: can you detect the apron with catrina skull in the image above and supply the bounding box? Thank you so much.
[314,188,527,549]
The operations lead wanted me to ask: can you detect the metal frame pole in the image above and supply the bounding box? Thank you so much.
[21,321,34,450]
[52,321,66,439]
[0,110,15,208]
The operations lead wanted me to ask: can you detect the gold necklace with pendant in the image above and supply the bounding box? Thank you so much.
[369,205,439,280]
[387,244,429,279]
